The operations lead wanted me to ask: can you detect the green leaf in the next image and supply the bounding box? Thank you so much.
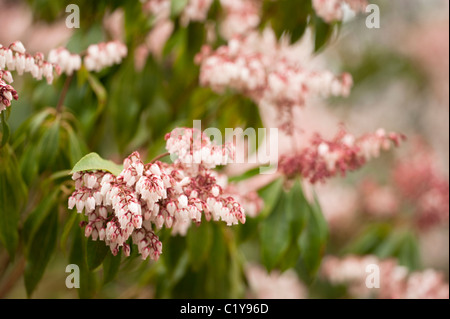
[24,208,58,297]
[60,211,78,254]
[70,152,123,176]
[297,194,328,278]
[342,223,392,255]
[102,250,122,285]
[286,179,308,235]
[37,118,60,169]
[374,231,405,259]
[23,189,59,245]
[87,73,107,112]
[257,177,284,219]
[0,111,10,147]
[187,222,213,270]
[66,125,85,166]
[0,146,27,259]
[86,239,109,271]
[277,179,308,271]
[260,191,291,271]
[69,225,97,298]
[228,166,262,183]
[263,0,311,44]
[171,0,189,17]
[397,232,421,271]
[314,16,334,52]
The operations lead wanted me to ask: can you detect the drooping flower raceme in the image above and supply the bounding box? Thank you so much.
[1,41,59,114]
[68,128,247,260]
[196,29,353,133]
[279,128,405,183]
[0,41,58,84]
[219,0,261,39]
[47,48,82,76]
[83,41,128,72]
[0,70,18,113]
[393,143,449,229]
[321,255,450,299]
[312,0,368,23]
[48,40,128,75]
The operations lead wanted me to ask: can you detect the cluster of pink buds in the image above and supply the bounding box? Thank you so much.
[279,128,405,183]
[321,255,449,299]
[0,41,58,84]
[48,48,82,76]
[312,0,368,23]
[195,29,353,133]
[68,128,247,260]
[83,41,128,72]
[0,70,18,113]
[393,144,449,230]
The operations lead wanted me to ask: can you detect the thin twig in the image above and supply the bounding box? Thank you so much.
[56,74,74,113]
[0,256,25,298]
[150,152,170,163]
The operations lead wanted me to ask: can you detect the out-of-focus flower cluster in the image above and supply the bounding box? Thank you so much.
[245,263,307,299]
[278,128,405,183]
[68,128,261,260]
[0,69,18,114]
[358,142,449,230]
[48,40,127,75]
[195,29,353,133]
[1,41,59,113]
[312,0,368,23]
[321,255,449,299]
[219,0,261,40]
[137,0,214,65]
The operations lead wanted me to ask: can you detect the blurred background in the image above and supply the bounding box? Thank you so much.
[0,0,448,298]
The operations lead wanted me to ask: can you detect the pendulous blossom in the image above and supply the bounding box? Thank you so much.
[1,41,58,113]
[278,127,405,183]
[245,263,307,299]
[196,28,353,133]
[48,47,82,76]
[393,143,449,230]
[1,41,58,84]
[219,0,261,39]
[68,128,248,260]
[83,41,128,72]
[0,70,18,113]
[321,255,449,299]
[312,0,368,23]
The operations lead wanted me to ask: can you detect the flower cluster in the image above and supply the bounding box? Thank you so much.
[196,29,353,133]
[48,40,128,75]
[393,144,449,229]
[321,255,449,299]
[1,41,58,84]
[84,41,128,72]
[180,0,214,26]
[0,70,18,113]
[219,0,261,39]
[48,48,82,76]
[165,127,235,171]
[279,128,405,183]
[312,0,368,23]
[1,41,59,114]
[245,263,307,299]
[137,0,213,66]
[68,129,247,260]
